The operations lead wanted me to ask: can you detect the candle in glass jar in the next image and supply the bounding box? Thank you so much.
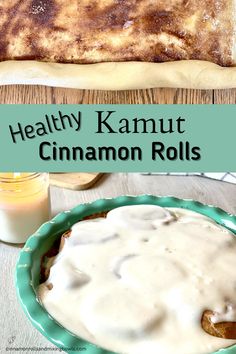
[0,173,51,244]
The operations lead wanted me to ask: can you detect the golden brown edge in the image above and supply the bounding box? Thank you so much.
[2,60,236,89]
[40,210,236,340]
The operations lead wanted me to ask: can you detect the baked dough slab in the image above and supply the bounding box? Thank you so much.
[2,60,236,89]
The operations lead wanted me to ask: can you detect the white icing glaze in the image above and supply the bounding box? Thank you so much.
[38,205,236,354]
[106,205,175,230]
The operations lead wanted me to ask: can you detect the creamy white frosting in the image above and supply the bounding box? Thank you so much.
[39,205,236,354]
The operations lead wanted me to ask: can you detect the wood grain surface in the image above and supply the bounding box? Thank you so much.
[1,85,233,104]
[1,173,236,354]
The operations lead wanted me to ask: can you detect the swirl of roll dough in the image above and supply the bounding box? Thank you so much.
[107,205,175,230]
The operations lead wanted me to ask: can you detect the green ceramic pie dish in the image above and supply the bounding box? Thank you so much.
[15,195,236,354]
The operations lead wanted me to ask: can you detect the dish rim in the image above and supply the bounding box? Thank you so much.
[15,194,236,354]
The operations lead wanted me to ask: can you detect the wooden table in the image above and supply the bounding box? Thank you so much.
[1,86,236,104]
[1,173,236,354]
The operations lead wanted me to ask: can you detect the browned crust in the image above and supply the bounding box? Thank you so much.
[0,0,235,66]
[40,210,236,340]
[59,212,108,251]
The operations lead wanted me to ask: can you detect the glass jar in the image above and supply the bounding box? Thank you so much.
[0,173,51,244]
